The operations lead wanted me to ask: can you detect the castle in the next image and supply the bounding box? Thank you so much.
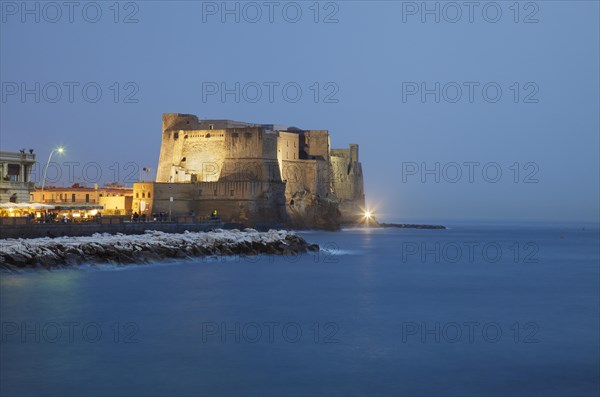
[133,114,366,229]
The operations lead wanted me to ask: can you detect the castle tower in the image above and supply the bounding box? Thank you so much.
[219,127,282,183]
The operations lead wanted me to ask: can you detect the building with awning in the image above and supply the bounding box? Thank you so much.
[0,202,54,210]
[0,202,54,218]
[30,184,133,215]
[0,201,104,220]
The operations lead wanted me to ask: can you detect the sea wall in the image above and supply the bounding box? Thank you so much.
[0,218,222,240]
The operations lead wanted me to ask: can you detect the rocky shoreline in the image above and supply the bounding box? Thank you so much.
[0,229,319,272]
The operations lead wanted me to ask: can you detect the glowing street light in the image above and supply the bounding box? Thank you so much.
[40,146,65,200]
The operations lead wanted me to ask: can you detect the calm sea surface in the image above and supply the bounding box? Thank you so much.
[1,223,599,396]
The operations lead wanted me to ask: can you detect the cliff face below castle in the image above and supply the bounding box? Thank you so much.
[286,192,341,231]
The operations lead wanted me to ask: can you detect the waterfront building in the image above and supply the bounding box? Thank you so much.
[0,150,36,203]
[31,183,134,215]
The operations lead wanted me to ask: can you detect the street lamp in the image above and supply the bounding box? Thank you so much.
[40,147,64,201]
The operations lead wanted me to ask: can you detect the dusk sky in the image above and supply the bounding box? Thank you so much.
[1,1,598,223]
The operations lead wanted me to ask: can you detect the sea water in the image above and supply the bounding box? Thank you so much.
[1,222,598,396]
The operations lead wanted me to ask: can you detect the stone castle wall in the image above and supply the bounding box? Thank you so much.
[133,180,286,225]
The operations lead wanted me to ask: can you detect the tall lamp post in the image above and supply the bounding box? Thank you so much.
[40,147,64,201]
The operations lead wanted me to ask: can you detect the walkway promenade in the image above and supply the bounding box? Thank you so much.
[0,217,225,239]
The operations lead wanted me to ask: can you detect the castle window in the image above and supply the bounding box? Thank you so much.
[181,157,186,162]
[85,194,90,203]
[230,190,234,197]
[184,135,188,139]
[214,189,217,196]
[71,194,76,203]
[232,132,239,138]
[148,193,151,198]
[174,132,179,140]
[206,133,211,138]
[136,193,139,198]
[142,192,145,198]
[209,124,214,130]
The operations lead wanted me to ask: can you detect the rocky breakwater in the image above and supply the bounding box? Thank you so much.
[0,229,319,271]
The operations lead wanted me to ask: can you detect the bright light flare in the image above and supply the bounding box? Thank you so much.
[360,205,379,226]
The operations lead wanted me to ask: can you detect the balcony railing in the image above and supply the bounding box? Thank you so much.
[42,200,98,204]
